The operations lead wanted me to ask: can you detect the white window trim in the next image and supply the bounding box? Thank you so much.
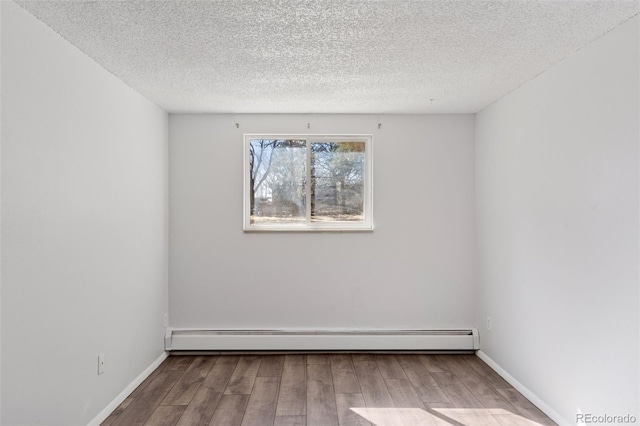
[243,133,374,232]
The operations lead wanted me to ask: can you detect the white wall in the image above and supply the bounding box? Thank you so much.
[476,16,639,425]
[169,114,476,329]
[1,2,168,425]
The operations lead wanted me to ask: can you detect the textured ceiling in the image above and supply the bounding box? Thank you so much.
[14,0,640,113]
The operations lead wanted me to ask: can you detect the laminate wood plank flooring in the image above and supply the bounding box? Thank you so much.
[395,355,450,404]
[307,354,330,365]
[329,355,361,395]
[209,394,250,426]
[418,356,450,373]
[111,390,170,426]
[111,368,185,426]
[101,397,134,426]
[225,356,263,395]
[176,356,239,426]
[274,415,307,426]
[102,354,557,426]
[352,355,402,426]
[163,356,218,405]
[495,388,557,426]
[373,355,406,380]
[306,364,339,425]
[276,356,306,416]
[259,356,285,377]
[440,357,515,412]
[461,355,512,390]
[145,406,188,426]
[384,378,433,426]
[166,356,199,371]
[430,372,485,409]
[335,393,371,426]
[241,376,280,426]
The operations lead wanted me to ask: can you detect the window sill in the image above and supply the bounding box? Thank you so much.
[243,225,374,233]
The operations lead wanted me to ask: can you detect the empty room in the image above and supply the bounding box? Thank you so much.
[1,1,638,425]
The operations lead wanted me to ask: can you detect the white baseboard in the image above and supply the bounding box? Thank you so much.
[87,351,168,426]
[476,350,569,426]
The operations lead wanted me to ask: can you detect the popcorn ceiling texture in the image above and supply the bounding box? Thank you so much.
[15,0,640,113]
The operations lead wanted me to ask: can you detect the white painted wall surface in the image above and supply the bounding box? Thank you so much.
[1,2,168,425]
[169,114,476,329]
[476,16,639,425]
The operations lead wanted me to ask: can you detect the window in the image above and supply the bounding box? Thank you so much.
[244,134,373,231]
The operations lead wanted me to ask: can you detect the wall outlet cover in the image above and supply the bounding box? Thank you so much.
[98,354,106,375]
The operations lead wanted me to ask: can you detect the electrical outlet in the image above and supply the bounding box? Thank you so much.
[98,354,106,375]
[486,316,492,331]
[163,314,168,327]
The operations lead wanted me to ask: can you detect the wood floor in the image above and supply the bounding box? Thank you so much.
[101,353,556,426]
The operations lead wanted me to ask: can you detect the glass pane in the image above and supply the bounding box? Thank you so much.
[249,139,306,224]
[311,141,365,222]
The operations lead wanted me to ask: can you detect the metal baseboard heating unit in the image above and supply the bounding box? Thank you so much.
[165,329,479,352]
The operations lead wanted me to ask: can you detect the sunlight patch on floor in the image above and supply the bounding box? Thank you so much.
[350,407,550,425]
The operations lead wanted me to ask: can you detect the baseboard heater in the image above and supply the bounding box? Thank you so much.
[165,328,479,351]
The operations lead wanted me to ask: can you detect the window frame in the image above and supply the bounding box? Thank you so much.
[243,133,374,232]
